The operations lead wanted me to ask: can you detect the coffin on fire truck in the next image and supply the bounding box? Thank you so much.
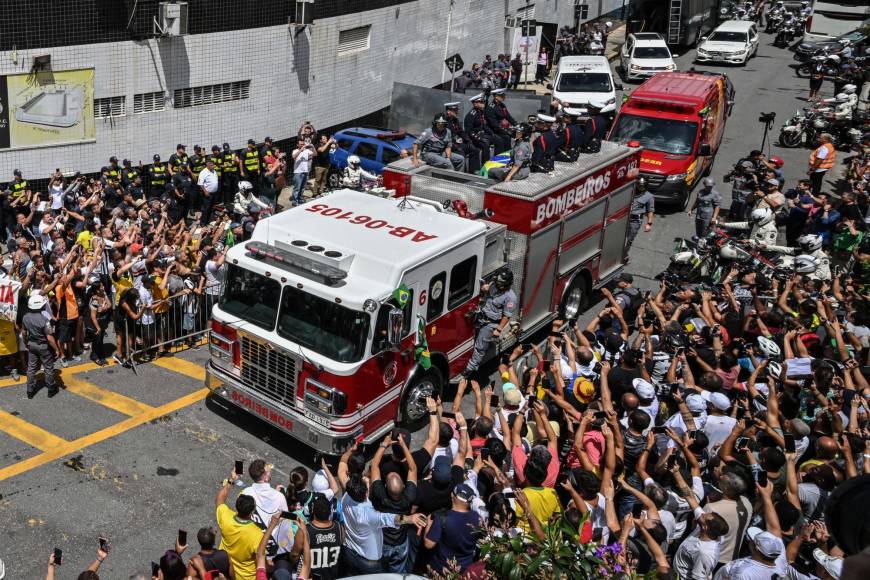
[206,141,641,453]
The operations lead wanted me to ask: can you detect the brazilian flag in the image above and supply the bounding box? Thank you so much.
[415,315,432,370]
[393,284,410,309]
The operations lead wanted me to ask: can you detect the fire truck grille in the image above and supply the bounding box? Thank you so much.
[639,172,666,191]
[240,337,298,405]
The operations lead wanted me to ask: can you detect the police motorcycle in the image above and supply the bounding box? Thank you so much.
[775,13,800,47]
[796,53,839,79]
[765,2,787,32]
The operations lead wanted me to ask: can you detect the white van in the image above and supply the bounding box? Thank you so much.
[549,56,622,116]
[696,20,759,65]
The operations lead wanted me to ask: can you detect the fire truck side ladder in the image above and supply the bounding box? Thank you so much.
[667,0,682,45]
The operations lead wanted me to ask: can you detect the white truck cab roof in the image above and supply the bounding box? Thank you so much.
[231,190,487,309]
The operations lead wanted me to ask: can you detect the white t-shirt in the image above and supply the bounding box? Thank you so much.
[50,184,65,210]
[293,148,313,174]
[674,512,721,580]
[204,259,223,296]
[38,220,54,251]
[714,536,787,580]
[197,167,219,193]
[703,415,737,452]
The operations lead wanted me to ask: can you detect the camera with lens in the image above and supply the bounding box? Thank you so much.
[758,112,776,124]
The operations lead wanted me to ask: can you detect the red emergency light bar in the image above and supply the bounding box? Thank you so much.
[630,98,696,115]
[246,241,348,287]
[375,130,407,140]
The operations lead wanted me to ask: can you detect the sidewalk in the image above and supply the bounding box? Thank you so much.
[515,24,626,95]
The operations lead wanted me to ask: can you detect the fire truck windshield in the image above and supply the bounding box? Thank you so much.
[277,286,370,363]
[220,265,282,330]
[610,114,698,155]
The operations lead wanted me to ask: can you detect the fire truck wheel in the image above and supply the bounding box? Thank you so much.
[399,368,444,430]
[560,277,588,320]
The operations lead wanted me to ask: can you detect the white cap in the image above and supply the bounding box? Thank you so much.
[312,470,330,494]
[28,292,48,310]
[701,390,731,411]
[747,527,783,559]
[536,113,556,123]
[563,107,587,117]
[633,378,655,399]
[686,394,707,414]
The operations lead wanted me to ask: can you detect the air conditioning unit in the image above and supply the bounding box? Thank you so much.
[156,2,188,36]
[505,15,518,28]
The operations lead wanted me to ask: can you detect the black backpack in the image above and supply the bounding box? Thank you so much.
[617,287,643,321]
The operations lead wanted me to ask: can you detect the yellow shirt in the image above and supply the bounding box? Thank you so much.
[152,276,169,313]
[0,320,18,355]
[515,486,562,534]
[216,504,263,580]
[76,230,94,251]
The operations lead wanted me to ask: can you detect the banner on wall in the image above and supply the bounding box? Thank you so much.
[0,68,95,150]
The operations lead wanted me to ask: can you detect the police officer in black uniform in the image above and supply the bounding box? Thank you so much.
[168,144,189,177]
[445,102,480,174]
[10,169,28,200]
[148,154,169,198]
[557,108,585,162]
[222,143,240,206]
[107,157,121,182]
[241,139,262,196]
[127,174,146,205]
[188,145,206,183]
[485,88,516,154]
[209,145,223,196]
[464,93,494,167]
[531,114,559,173]
[260,137,276,169]
[121,159,140,188]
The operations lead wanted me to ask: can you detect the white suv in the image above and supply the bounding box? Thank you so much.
[696,21,759,65]
[549,56,622,116]
[620,33,677,81]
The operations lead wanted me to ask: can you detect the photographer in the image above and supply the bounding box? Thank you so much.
[291,138,316,207]
[723,160,759,220]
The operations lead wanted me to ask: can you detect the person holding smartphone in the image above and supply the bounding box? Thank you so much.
[215,465,264,580]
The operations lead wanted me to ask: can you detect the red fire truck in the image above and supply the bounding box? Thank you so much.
[206,142,641,453]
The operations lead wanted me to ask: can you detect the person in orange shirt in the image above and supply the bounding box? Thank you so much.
[808,133,836,196]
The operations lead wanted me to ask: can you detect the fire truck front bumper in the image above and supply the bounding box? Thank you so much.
[205,361,361,455]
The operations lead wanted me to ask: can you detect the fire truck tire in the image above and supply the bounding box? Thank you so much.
[398,367,444,430]
[560,276,589,320]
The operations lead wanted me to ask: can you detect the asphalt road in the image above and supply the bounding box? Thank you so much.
[0,31,843,578]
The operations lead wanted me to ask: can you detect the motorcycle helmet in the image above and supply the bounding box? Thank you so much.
[767,360,783,379]
[494,267,514,290]
[769,155,784,169]
[758,336,782,359]
[637,177,647,191]
[238,180,253,193]
[794,254,819,274]
[813,119,827,129]
[840,39,851,47]
[702,177,715,188]
[28,293,48,310]
[750,208,774,226]
[348,155,361,167]
[836,93,850,103]
[433,114,448,129]
[843,84,857,94]
[720,245,741,260]
[515,123,533,140]
[827,55,841,64]
[797,234,823,252]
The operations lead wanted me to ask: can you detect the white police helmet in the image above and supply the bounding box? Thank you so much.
[794,254,819,274]
[843,84,857,94]
[238,180,253,193]
[348,155,361,166]
[836,93,850,103]
[28,293,48,310]
[758,336,781,359]
[797,234,823,253]
[750,208,774,226]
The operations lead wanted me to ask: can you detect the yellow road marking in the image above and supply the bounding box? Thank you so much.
[0,388,209,482]
[152,357,206,381]
[0,409,69,451]
[63,376,156,417]
[0,359,117,389]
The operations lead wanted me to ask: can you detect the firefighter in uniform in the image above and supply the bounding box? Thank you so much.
[531,114,559,173]
[488,124,532,182]
[626,177,655,251]
[148,154,169,198]
[10,169,28,199]
[412,115,465,171]
[465,268,517,377]
[188,145,206,183]
[168,144,189,177]
[22,293,61,399]
[582,105,608,152]
[240,139,262,196]
[445,102,480,174]
[464,93,494,168]
[485,88,516,154]
[222,143,240,206]
[121,159,140,188]
[557,108,585,162]
[687,177,721,240]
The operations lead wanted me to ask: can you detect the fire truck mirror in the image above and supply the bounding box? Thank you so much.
[387,308,405,351]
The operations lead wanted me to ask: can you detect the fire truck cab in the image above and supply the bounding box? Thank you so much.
[206,142,640,454]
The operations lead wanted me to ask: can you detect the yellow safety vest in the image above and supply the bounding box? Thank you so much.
[243,150,260,173]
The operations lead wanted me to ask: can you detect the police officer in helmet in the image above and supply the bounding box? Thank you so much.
[687,177,721,240]
[626,177,654,252]
[465,267,518,378]
[412,114,465,171]
[445,101,480,174]
[488,124,532,183]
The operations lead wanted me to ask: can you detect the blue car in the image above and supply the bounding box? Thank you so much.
[329,127,417,179]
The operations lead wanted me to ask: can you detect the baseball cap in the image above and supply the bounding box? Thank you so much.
[766,178,780,187]
[176,143,186,150]
[432,455,452,487]
[747,527,783,559]
[633,378,655,400]
[686,394,707,414]
[504,389,522,406]
[311,470,330,493]
[813,548,842,578]
[454,483,475,503]
[701,390,731,411]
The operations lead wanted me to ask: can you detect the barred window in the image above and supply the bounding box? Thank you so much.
[338,25,371,56]
[173,81,251,109]
[133,91,165,114]
[93,96,125,118]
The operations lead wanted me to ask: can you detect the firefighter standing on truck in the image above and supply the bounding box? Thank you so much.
[465,268,517,378]
[626,177,654,252]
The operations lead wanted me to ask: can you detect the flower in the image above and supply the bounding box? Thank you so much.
[594,546,607,558]
[608,542,623,554]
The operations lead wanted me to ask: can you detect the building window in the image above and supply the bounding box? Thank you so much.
[173,81,251,109]
[338,25,371,56]
[94,96,125,118]
[133,91,165,114]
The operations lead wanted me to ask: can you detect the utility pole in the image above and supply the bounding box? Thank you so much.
[441,0,456,84]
